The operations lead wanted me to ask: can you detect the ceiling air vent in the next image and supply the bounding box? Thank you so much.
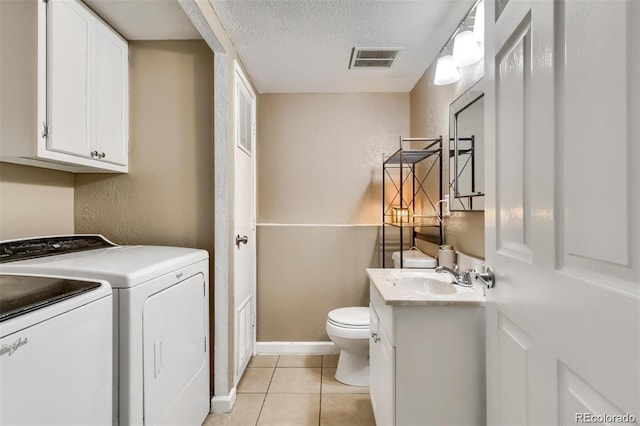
[349,47,402,69]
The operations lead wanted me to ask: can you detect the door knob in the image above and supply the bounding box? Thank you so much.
[235,235,248,248]
[473,267,495,289]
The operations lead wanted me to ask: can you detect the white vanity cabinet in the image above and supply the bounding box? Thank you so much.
[369,280,486,426]
[0,0,128,173]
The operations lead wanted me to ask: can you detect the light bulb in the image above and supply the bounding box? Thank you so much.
[433,55,460,85]
[452,30,482,67]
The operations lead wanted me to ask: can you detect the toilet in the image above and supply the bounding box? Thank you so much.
[326,306,370,386]
[392,247,437,268]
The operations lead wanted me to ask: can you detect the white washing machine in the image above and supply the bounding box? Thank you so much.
[0,273,112,425]
[0,235,210,426]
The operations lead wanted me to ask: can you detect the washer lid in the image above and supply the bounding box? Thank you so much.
[0,242,208,288]
[328,307,369,327]
[0,275,101,322]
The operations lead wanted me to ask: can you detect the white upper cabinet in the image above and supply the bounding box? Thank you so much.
[47,0,91,159]
[91,12,128,166]
[0,0,128,173]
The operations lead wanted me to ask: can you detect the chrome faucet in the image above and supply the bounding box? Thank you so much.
[435,265,474,287]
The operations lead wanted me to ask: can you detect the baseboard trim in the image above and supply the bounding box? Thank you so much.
[210,386,236,413]
[256,341,339,355]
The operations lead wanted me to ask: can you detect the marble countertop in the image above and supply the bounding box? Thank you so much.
[367,268,486,306]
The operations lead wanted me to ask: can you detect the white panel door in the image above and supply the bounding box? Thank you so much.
[233,62,257,383]
[485,0,639,425]
[47,0,91,158]
[92,20,128,166]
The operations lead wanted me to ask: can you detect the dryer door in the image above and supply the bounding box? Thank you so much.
[142,273,207,425]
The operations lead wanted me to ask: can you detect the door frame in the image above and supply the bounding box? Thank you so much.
[178,0,236,412]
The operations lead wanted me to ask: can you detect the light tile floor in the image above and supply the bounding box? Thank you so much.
[203,354,375,426]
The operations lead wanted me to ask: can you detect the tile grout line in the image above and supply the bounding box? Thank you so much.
[254,355,279,426]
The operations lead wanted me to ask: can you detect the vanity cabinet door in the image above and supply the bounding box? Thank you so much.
[369,306,381,420]
[378,327,395,426]
[369,304,395,426]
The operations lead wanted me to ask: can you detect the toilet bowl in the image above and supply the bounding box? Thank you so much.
[326,307,370,386]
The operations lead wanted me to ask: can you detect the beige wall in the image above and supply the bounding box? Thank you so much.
[75,40,213,248]
[257,226,380,341]
[0,163,74,240]
[410,58,485,259]
[75,42,214,389]
[257,93,410,341]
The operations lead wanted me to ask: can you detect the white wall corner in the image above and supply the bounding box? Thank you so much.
[455,251,485,272]
[210,386,236,414]
[256,341,339,355]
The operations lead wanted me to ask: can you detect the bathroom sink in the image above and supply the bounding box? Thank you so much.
[366,268,485,306]
[392,276,457,295]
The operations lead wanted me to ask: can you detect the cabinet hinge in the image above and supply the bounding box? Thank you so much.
[41,123,49,138]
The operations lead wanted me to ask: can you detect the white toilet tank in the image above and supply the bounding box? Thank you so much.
[392,248,437,268]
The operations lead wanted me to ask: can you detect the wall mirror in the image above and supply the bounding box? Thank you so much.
[449,78,484,211]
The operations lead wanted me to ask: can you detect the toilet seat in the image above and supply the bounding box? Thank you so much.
[327,307,369,329]
[326,320,370,339]
[327,319,368,329]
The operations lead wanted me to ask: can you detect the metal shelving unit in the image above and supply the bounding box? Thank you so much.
[382,137,443,268]
[449,135,484,210]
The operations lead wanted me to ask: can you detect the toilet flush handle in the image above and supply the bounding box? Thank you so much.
[371,331,380,343]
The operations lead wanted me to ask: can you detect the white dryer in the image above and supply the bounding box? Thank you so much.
[0,235,210,426]
[0,273,112,425]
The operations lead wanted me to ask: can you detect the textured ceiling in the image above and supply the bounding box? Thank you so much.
[210,0,475,93]
[83,0,201,40]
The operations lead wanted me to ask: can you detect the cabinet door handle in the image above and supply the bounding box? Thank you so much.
[90,151,106,160]
[371,332,380,343]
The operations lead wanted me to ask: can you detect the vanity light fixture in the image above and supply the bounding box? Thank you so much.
[473,0,485,44]
[433,0,484,85]
[452,29,483,67]
[434,52,461,86]
[393,206,411,223]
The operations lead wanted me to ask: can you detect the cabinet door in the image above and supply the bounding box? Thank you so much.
[92,21,128,166]
[47,0,91,158]
[370,305,395,426]
[378,327,395,426]
[369,306,380,418]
